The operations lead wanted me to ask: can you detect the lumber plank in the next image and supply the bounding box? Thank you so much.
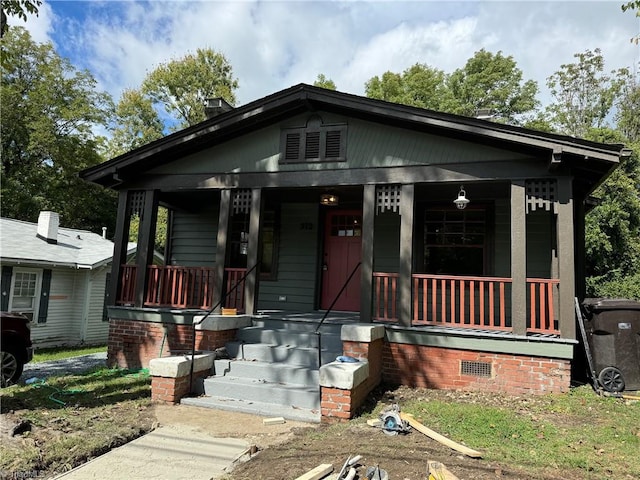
[294,463,334,480]
[427,460,460,480]
[400,413,482,458]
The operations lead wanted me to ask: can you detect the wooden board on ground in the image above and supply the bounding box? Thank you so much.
[400,413,482,458]
[427,460,460,480]
[294,463,334,480]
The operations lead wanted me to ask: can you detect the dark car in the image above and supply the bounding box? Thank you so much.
[1,311,33,387]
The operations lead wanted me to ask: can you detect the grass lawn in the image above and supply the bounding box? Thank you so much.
[32,344,107,363]
[0,367,154,478]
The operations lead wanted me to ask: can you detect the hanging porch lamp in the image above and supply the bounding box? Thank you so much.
[320,193,339,206]
[453,185,470,210]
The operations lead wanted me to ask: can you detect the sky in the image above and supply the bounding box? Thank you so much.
[9,0,640,109]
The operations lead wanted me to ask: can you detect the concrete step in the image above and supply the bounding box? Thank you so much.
[202,375,320,410]
[214,359,320,386]
[225,341,341,367]
[237,327,343,350]
[181,395,320,423]
[251,318,343,335]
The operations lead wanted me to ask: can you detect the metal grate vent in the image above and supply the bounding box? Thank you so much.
[461,360,492,378]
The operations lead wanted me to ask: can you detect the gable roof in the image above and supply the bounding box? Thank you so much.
[80,83,627,191]
[0,217,134,269]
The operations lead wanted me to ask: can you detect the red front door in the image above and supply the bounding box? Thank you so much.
[321,211,362,311]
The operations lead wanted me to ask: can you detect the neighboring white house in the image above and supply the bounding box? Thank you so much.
[0,212,134,348]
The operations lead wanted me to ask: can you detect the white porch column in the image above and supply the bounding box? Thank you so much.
[398,184,415,327]
[556,177,576,339]
[511,181,527,335]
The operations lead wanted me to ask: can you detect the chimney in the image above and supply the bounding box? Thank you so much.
[204,98,233,119]
[102,227,107,239]
[37,211,60,244]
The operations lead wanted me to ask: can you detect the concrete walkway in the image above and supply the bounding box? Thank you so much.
[23,352,108,380]
[53,424,249,480]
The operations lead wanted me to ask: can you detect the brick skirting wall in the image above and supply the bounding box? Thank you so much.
[382,342,571,395]
[108,318,237,370]
[151,370,210,403]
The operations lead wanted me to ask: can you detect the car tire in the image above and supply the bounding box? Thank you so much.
[1,346,24,387]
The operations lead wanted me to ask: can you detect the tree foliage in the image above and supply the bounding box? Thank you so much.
[142,48,238,128]
[0,28,117,233]
[621,1,640,44]
[313,74,337,90]
[1,0,41,37]
[365,50,538,123]
[545,49,622,137]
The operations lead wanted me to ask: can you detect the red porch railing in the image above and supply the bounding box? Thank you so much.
[372,272,560,335]
[117,264,137,305]
[116,265,247,312]
[412,274,512,331]
[145,265,216,309]
[526,277,560,335]
[224,268,247,313]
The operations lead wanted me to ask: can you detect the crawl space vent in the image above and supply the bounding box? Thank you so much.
[461,360,492,378]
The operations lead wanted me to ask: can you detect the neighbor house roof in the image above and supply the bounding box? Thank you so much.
[80,83,628,194]
[0,217,134,269]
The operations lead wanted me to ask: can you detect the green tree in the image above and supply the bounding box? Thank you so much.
[108,88,165,157]
[545,49,622,137]
[364,51,538,123]
[622,1,640,44]
[313,74,337,90]
[0,27,116,233]
[142,48,238,129]
[365,63,448,111]
[1,0,41,37]
[445,49,539,123]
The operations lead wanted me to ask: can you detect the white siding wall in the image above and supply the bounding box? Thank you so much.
[31,268,81,347]
[83,266,109,345]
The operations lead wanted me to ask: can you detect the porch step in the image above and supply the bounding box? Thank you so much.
[252,317,344,334]
[214,359,319,385]
[201,375,320,409]
[237,326,343,351]
[180,395,320,423]
[225,341,340,367]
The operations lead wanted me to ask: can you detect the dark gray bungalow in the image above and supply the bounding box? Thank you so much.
[81,84,626,419]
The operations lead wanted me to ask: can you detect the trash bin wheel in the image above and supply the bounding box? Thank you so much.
[598,367,625,393]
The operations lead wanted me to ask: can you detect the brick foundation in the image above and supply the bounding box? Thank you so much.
[108,318,237,370]
[151,370,210,403]
[382,342,571,395]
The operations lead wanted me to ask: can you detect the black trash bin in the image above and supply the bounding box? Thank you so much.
[582,298,640,393]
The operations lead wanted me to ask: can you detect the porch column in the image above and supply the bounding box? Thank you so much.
[398,184,415,327]
[360,185,376,321]
[134,190,159,308]
[556,177,576,339]
[245,188,263,315]
[214,190,232,312]
[108,190,132,307]
[511,181,527,336]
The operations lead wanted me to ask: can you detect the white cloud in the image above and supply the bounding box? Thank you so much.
[7,0,54,44]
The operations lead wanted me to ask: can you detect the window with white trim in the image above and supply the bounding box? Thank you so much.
[10,270,40,322]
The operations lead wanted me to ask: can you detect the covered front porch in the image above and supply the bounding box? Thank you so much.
[111,178,575,341]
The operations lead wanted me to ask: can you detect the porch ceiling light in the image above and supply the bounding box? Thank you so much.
[320,193,339,206]
[453,185,470,210]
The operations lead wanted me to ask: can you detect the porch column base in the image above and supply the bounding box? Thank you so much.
[319,324,384,422]
[150,353,215,404]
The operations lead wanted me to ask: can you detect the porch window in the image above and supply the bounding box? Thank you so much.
[229,209,279,280]
[280,117,347,163]
[423,208,486,276]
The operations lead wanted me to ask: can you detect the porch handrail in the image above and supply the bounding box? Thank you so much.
[314,261,362,370]
[188,262,260,395]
